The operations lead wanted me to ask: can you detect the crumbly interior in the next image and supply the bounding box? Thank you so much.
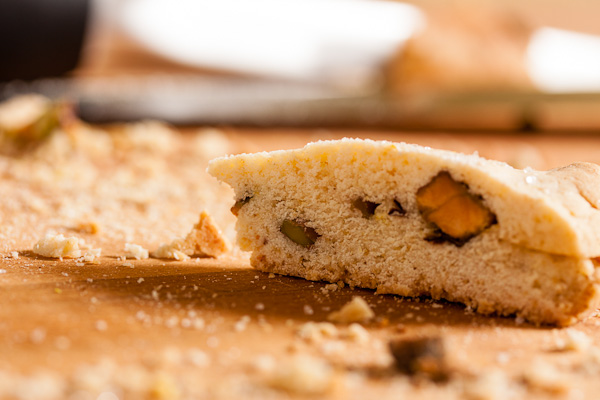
[209,139,600,325]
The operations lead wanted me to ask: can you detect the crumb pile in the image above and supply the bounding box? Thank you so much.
[0,116,236,256]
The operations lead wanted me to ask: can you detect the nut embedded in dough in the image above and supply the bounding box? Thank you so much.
[417,171,496,246]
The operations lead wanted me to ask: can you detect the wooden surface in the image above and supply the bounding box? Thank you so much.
[2,127,600,399]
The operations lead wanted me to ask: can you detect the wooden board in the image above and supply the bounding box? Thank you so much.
[2,126,600,399]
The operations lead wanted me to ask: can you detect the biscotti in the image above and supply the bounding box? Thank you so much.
[208,139,600,325]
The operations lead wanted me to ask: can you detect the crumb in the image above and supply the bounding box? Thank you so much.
[187,348,211,367]
[554,329,592,352]
[234,316,251,332]
[125,243,149,260]
[251,354,277,373]
[522,360,571,394]
[267,355,333,395]
[30,328,47,344]
[95,320,108,331]
[83,249,101,263]
[495,352,510,365]
[10,251,19,259]
[320,283,339,294]
[303,305,314,315]
[345,323,370,344]
[255,303,265,311]
[328,297,375,323]
[33,233,82,259]
[463,370,511,400]
[0,269,6,274]
[153,211,230,260]
[122,262,134,268]
[181,210,230,257]
[268,272,276,278]
[297,322,338,342]
[153,240,190,261]
[206,336,219,348]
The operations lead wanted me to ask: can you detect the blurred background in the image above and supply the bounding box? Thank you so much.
[2,0,600,131]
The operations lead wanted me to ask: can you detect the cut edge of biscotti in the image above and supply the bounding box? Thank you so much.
[207,138,600,325]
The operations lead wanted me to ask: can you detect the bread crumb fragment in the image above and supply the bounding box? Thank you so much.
[125,243,149,260]
[297,322,338,342]
[522,360,571,394]
[33,234,82,259]
[345,323,370,344]
[83,249,101,263]
[10,251,19,259]
[463,370,510,400]
[152,211,230,260]
[554,329,592,352]
[320,283,339,294]
[153,239,191,261]
[267,355,333,395]
[328,297,375,324]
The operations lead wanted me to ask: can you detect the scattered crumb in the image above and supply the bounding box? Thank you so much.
[153,238,191,261]
[83,248,101,263]
[30,328,47,344]
[152,211,230,260]
[345,323,370,344]
[320,283,339,294]
[255,303,265,311]
[0,269,6,274]
[554,329,592,352]
[181,210,230,257]
[328,297,375,324]
[33,233,82,259]
[303,305,314,315]
[187,348,211,368]
[522,360,571,394]
[234,316,251,332]
[10,251,19,259]
[267,355,333,395]
[125,243,149,260]
[268,273,276,278]
[251,354,277,373]
[463,369,511,400]
[122,262,134,268]
[297,322,338,342]
[95,320,108,331]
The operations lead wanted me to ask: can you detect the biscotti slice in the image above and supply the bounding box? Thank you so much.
[208,139,600,326]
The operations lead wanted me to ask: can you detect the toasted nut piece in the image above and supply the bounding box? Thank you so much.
[416,171,469,214]
[352,198,380,218]
[230,195,252,216]
[388,199,406,216]
[280,219,320,248]
[0,95,62,145]
[389,336,449,382]
[417,171,496,245]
